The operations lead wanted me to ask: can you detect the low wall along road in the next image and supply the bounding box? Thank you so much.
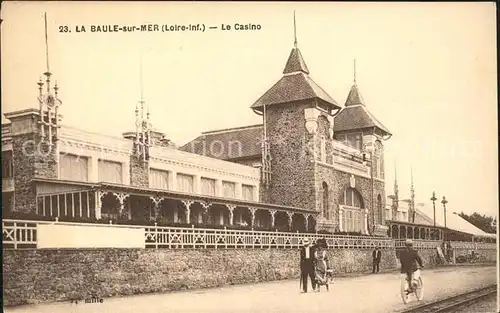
[2,220,497,306]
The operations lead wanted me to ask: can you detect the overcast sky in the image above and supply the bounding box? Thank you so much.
[1,2,497,219]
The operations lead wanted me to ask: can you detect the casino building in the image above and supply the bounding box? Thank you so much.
[2,22,395,237]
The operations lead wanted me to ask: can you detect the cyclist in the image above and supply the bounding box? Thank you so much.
[399,239,424,292]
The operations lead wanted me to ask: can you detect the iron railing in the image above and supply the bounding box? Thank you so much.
[4,219,492,251]
[3,219,395,249]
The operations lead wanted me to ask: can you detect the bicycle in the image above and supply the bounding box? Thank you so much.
[400,269,424,304]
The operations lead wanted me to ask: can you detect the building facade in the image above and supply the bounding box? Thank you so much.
[183,38,392,236]
[3,26,394,236]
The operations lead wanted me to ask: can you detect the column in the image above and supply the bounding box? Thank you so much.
[169,170,177,191]
[216,179,223,197]
[270,209,277,228]
[227,205,235,225]
[253,185,259,202]
[182,200,193,224]
[95,190,104,219]
[287,212,294,231]
[194,175,202,195]
[123,161,130,185]
[338,209,343,232]
[249,207,257,228]
[173,205,178,223]
[235,182,243,200]
[200,202,211,224]
[113,192,129,219]
[90,155,99,182]
[150,196,163,219]
[304,214,310,232]
[363,209,368,235]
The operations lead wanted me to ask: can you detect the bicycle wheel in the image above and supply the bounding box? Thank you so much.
[415,277,424,301]
[400,278,410,304]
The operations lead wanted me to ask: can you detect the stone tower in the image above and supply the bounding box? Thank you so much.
[326,60,392,235]
[250,15,342,218]
[4,13,62,214]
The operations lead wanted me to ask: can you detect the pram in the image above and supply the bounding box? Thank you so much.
[314,238,333,292]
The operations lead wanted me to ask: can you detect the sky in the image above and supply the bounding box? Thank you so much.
[1,2,498,218]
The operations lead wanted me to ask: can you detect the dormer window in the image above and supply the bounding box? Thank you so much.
[336,133,363,151]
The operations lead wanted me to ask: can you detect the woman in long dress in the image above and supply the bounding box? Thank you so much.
[314,238,332,291]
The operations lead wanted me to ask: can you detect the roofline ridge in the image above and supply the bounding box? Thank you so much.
[202,124,263,135]
[361,105,391,133]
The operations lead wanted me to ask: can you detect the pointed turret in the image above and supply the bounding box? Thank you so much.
[251,12,340,115]
[410,167,416,222]
[345,59,365,106]
[283,48,310,74]
[334,59,391,137]
[345,84,365,106]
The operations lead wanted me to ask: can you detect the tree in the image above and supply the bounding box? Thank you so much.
[458,212,496,234]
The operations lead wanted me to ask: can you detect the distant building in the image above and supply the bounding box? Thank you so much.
[385,171,495,242]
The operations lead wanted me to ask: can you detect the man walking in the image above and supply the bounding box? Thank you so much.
[300,238,316,293]
[372,246,382,273]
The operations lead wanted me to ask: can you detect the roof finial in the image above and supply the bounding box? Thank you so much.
[353,58,357,84]
[410,166,414,187]
[394,160,399,202]
[140,53,144,103]
[44,12,50,74]
[293,10,297,48]
[394,161,398,187]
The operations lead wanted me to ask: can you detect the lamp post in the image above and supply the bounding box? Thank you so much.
[441,196,448,243]
[431,192,437,239]
[441,196,448,228]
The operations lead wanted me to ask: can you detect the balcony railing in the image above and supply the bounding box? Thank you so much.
[449,241,497,250]
[394,239,442,249]
[3,219,395,250]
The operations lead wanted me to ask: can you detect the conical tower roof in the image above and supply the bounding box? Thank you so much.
[251,14,340,114]
[333,60,391,136]
[283,47,310,75]
[345,84,365,106]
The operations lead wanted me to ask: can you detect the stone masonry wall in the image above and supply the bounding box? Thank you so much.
[129,155,149,187]
[3,247,398,306]
[12,133,37,213]
[263,101,317,210]
[12,131,58,214]
[312,112,386,233]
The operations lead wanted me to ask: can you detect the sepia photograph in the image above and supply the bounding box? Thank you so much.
[1,2,498,312]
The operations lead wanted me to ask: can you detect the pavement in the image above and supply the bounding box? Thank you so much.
[4,265,497,313]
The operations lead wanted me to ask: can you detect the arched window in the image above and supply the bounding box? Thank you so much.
[341,187,363,208]
[346,211,353,232]
[354,211,361,232]
[340,187,364,233]
[322,182,329,219]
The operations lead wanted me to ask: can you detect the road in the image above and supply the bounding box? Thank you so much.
[4,265,496,313]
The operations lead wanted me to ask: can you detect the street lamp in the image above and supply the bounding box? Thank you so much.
[441,196,448,229]
[430,192,437,238]
[441,196,448,242]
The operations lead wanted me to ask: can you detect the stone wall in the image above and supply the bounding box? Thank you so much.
[3,247,398,306]
[12,130,58,214]
[452,248,497,264]
[12,133,37,214]
[263,100,317,210]
[129,155,149,187]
